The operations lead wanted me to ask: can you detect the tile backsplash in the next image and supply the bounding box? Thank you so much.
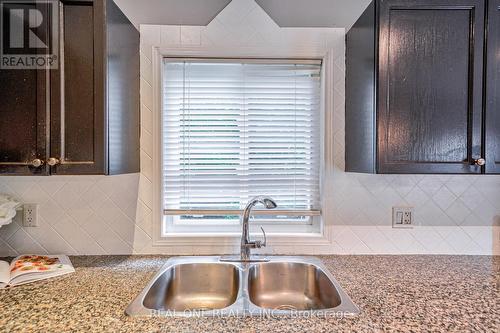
[0,174,152,256]
[1,0,498,256]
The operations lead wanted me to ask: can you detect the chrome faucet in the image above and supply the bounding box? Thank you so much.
[220,196,277,262]
[240,196,277,261]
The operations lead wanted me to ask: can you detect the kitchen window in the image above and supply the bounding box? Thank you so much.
[162,59,322,234]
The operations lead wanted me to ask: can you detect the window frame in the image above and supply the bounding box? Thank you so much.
[150,46,337,253]
[161,57,323,234]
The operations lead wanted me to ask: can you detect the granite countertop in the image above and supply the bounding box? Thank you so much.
[0,255,498,332]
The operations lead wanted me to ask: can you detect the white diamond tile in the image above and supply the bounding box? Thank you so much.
[81,184,108,212]
[140,53,153,87]
[139,25,160,60]
[390,175,417,197]
[25,220,77,255]
[51,184,80,211]
[416,177,444,197]
[472,200,498,226]
[475,178,500,210]
[351,226,398,254]
[111,193,139,222]
[82,215,132,254]
[66,203,94,226]
[375,186,407,208]
[462,240,484,255]
[106,214,136,247]
[140,78,153,111]
[135,210,153,238]
[333,226,370,253]
[217,0,257,30]
[5,180,35,198]
[37,178,67,196]
[160,25,181,46]
[410,227,448,254]
[138,175,153,208]
[180,26,201,46]
[95,198,122,224]
[0,238,18,257]
[462,226,495,252]
[201,18,231,46]
[140,151,153,183]
[404,185,431,207]
[17,183,49,205]
[140,103,153,135]
[39,198,65,225]
[443,228,475,253]
[6,228,47,255]
[459,186,484,211]
[132,225,152,253]
[432,185,457,211]
[0,217,21,241]
[140,129,153,158]
[63,178,96,194]
[433,226,461,242]
[444,176,474,197]
[52,214,105,255]
[461,212,485,227]
[445,199,471,225]
[382,229,416,253]
[355,174,390,198]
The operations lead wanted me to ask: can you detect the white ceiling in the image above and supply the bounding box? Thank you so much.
[254,0,372,28]
[113,0,232,28]
[113,0,372,29]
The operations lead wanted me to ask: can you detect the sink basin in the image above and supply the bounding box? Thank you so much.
[126,256,359,317]
[248,262,341,310]
[143,263,239,311]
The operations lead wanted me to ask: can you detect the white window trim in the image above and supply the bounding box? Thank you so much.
[151,45,337,255]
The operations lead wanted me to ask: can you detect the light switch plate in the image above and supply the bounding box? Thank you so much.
[23,203,39,227]
[392,206,414,228]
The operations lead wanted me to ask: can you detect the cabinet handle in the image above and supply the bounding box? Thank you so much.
[47,157,60,166]
[31,159,44,167]
[475,158,486,166]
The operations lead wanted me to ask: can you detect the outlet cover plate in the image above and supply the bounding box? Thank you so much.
[23,203,39,227]
[392,206,414,228]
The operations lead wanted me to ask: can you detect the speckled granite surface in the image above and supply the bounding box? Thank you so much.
[0,255,498,332]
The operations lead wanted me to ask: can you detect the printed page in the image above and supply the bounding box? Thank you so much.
[9,255,74,285]
[0,260,10,287]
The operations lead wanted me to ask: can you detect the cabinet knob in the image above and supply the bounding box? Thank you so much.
[31,159,43,167]
[47,157,60,166]
[475,158,486,166]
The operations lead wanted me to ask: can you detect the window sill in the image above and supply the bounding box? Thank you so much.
[152,230,335,255]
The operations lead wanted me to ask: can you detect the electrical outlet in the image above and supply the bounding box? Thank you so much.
[23,203,39,227]
[392,206,414,228]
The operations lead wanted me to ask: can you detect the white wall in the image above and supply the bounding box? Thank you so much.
[1,0,498,256]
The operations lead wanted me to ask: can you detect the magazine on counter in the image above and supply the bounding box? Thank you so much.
[0,255,75,288]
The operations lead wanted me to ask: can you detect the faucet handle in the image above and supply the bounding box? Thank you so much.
[255,227,267,248]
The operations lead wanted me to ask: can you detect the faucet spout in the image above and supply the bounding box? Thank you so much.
[240,196,277,261]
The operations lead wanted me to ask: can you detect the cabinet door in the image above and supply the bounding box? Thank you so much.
[377,0,485,173]
[0,69,48,175]
[50,0,105,174]
[0,0,49,175]
[486,0,500,174]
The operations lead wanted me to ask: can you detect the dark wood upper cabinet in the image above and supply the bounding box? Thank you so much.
[0,0,139,176]
[486,0,500,174]
[0,1,49,175]
[0,69,48,175]
[346,0,491,174]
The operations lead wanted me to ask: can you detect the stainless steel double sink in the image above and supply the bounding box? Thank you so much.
[126,256,359,317]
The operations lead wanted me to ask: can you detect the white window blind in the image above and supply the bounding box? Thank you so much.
[162,59,321,222]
